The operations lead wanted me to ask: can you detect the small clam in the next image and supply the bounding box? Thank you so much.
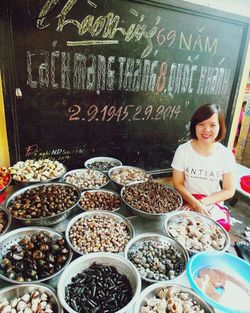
[10,298,19,308]
[21,294,31,303]
[31,298,40,312]
[40,294,48,302]
[16,301,27,311]
[1,305,12,313]
[13,250,24,261]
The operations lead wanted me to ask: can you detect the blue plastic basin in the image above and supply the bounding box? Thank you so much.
[187,251,250,313]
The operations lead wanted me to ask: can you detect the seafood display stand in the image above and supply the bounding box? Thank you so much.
[0,181,237,313]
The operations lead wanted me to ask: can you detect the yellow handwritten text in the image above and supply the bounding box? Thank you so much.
[37,0,158,58]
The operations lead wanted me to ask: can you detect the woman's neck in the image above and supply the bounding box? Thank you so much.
[191,140,217,156]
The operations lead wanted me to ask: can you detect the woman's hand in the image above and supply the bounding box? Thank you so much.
[181,201,210,216]
[199,197,210,206]
[173,169,211,216]
[197,172,235,206]
[194,201,210,216]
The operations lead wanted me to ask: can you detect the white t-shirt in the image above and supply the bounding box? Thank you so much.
[171,140,235,196]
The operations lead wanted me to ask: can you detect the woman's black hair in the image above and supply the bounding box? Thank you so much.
[190,103,226,141]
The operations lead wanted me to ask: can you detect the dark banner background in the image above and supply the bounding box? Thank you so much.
[1,0,249,172]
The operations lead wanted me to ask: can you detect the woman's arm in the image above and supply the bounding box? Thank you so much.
[199,171,235,206]
[172,169,210,215]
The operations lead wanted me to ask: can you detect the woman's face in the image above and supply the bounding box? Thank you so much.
[195,113,220,143]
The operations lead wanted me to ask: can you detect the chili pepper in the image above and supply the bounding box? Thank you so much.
[0,167,10,190]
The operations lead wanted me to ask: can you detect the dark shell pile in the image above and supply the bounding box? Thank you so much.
[8,185,78,219]
[65,262,133,313]
[79,191,121,211]
[0,231,70,281]
[122,181,181,213]
[0,210,8,236]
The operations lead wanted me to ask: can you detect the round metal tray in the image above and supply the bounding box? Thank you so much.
[79,188,122,212]
[164,211,230,254]
[62,168,109,190]
[0,226,73,284]
[0,283,63,313]
[124,232,189,283]
[84,156,122,173]
[108,165,151,188]
[121,181,183,220]
[0,205,12,237]
[133,281,215,313]
[57,252,141,313]
[5,182,81,226]
[65,210,134,255]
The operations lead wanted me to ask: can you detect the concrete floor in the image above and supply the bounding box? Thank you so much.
[226,198,250,244]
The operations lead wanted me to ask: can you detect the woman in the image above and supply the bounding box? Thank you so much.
[171,103,235,231]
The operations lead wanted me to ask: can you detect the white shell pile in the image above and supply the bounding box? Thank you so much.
[0,289,54,313]
[110,167,150,186]
[140,287,205,313]
[69,214,131,253]
[9,159,65,182]
[167,215,226,252]
[64,169,108,189]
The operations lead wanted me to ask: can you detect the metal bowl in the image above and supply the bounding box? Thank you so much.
[65,210,134,255]
[121,181,183,220]
[108,165,152,188]
[133,281,215,313]
[5,182,81,226]
[0,283,63,313]
[79,189,122,212]
[124,233,189,283]
[164,211,230,255]
[10,160,66,187]
[62,168,109,191]
[84,156,122,173]
[0,206,11,237]
[0,226,73,284]
[57,252,141,313]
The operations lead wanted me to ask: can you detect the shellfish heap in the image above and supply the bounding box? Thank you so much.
[140,286,206,313]
[0,210,8,235]
[0,231,70,282]
[9,159,65,182]
[0,289,56,313]
[122,181,181,214]
[110,167,150,186]
[65,263,132,313]
[167,214,227,252]
[128,239,185,281]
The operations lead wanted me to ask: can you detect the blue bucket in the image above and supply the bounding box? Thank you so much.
[187,251,250,313]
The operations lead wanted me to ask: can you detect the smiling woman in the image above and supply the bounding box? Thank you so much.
[171,103,236,231]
